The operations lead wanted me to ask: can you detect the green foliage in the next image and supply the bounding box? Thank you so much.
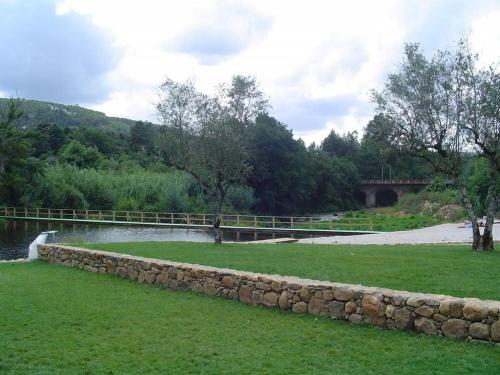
[397,189,461,214]
[129,121,155,153]
[333,211,443,231]
[58,140,103,168]
[321,130,359,158]
[31,165,209,212]
[0,99,36,204]
[1,98,137,131]
[467,157,500,216]
[225,185,256,212]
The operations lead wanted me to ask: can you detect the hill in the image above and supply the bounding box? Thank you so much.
[0,98,140,131]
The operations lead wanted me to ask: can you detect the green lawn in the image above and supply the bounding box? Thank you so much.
[299,214,443,231]
[79,242,500,301]
[1,262,499,375]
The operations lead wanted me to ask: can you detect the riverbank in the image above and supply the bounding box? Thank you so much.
[298,223,500,245]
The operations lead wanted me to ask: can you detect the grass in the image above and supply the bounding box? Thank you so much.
[297,214,443,232]
[1,261,499,374]
[79,242,500,301]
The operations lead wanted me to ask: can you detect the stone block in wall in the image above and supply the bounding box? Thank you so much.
[292,301,307,314]
[222,276,235,289]
[414,305,434,318]
[270,280,282,293]
[278,291,290,310]
[491,321,500,342]
[439,299,464,318]
[345,301,357,314]
[239,285,252,304]
[463,301,489,322]
[256,282,270,291]
[252,290,263,305]
[329,301,345,320]
[308,297,328,316]
[333,287,353,301]
[349,314,363,324]
[362,295,384,315]
[406,297,425,308]
[203,284,218,296]
[414,317,437,335]
[441,319,468,339]
[299,286,312,302]
[395,307,413,329]
[263,292,280,307]
[469,322,490,340]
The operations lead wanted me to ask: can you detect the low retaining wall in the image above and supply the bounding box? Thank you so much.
[38,244,500,345]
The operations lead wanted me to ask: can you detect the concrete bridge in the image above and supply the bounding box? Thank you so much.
[359,180,431,207]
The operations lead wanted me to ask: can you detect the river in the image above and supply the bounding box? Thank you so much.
[0,220,302,261]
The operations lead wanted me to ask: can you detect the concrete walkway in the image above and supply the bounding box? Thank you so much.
[299,223,500,245]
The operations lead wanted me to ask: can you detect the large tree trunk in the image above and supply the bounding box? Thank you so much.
[213,209,222,244]
[460,182,496,251]
[480,185,497,251]
[459,185,482,251]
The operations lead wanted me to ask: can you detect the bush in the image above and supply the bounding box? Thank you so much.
[29,165,210,213]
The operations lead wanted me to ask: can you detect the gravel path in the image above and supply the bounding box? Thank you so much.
[299,223,500,245]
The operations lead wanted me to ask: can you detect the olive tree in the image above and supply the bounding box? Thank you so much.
[373,41,500,251]
[156,76,269,243]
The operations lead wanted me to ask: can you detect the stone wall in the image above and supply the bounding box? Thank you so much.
[38,244,500,345]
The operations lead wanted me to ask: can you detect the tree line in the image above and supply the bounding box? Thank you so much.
[0,85,429,219]
[1,39,497,249]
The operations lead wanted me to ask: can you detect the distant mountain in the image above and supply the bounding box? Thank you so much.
[0,98,141,131]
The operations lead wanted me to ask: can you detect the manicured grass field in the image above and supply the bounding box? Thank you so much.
[299,214,443,231]
[80,242,500,300]
[1,262,499,374]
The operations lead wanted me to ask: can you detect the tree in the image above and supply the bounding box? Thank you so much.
[373,41,500,251]
[247,114,311,214]
[129,121,155,153]
[156,76,268,243]
[357,114,432,180]
[58,140,103,169]
[321,130,359,158]
[0,99,33,204]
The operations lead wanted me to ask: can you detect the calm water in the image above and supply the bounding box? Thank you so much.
[0,220,302,261]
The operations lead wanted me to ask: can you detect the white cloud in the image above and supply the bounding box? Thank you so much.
[30,1,500,143]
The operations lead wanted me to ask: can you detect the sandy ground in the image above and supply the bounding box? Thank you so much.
[298,223,500,245]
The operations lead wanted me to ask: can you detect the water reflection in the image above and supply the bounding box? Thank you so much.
[1,220,218,260]
[0,220,304,261]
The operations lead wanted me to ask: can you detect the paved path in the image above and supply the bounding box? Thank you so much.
[299,223,500,245]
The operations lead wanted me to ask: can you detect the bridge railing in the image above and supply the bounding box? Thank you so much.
[361,179,432,185]
[0,207,333,230]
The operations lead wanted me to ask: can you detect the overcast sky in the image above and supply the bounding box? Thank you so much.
[1,0,499,144]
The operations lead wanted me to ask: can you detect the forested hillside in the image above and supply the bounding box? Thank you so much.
[0,98,137,131]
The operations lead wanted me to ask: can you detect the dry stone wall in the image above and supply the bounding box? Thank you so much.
[38,244,500,345]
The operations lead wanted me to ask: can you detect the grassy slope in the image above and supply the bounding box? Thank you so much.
[1,262,499,375]
[80,242,500,301]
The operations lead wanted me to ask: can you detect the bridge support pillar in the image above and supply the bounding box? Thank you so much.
[365,190,376,208]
